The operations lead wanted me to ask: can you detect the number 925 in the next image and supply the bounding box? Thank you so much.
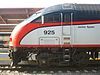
[44,30,55,35]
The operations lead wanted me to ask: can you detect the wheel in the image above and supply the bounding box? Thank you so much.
[72,52,90,67]
[36,52,50,67]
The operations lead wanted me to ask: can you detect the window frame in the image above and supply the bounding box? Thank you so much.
[44,12,61,23]
[31,16,42,23]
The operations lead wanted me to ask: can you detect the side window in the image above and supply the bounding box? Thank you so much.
[44,13,61,23]
[63,13,71,22]
[31,16,41,23]
[74,11,100,21]
[74,11,90,21]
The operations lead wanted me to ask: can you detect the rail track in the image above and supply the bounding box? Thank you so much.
[0,64,99,75]
[0,52,99,75]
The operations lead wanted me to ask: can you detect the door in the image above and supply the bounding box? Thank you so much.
[62,13,73,45]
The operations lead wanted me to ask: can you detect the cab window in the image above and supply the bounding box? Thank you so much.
[63,13,71,22]
[31,16,41,23]
[44,13,61,23]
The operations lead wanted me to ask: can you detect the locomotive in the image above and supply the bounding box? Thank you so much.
[9,3,100,66]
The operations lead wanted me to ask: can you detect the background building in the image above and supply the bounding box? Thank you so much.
[0,8,42,50]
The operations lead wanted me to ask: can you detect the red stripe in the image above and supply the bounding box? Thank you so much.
[13,44,100,48]
[12,20,100,47]
[12,23,40,47]
[72,20,100,25]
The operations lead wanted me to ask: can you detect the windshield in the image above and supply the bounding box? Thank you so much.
[18,9,43,26]
[11,9,43,37]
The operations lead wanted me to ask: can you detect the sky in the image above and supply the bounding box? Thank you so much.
[0,0,100,8]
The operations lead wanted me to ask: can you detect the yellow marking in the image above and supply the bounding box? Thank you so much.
[0,53,9,54]
[95,58,100,60]
[0,58,11,60]
[89,57,93,60]
[89,57,100,61]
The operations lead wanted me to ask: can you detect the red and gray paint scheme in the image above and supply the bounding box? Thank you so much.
[9,3,100,66]
[10,4,100,48]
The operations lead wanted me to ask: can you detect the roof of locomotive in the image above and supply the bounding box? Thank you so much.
[42,3,100,15]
